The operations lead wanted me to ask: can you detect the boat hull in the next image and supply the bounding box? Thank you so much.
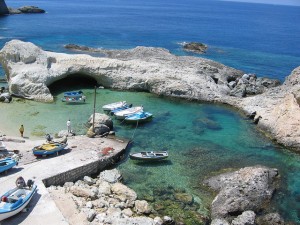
[114,106,143,120]
[130,151,168,161]
[0,185,37,221]
[0,158,17,173]
[32,143,68,156]
[102,101,127,111]
[124,112,153,123]
[61,91,86,103]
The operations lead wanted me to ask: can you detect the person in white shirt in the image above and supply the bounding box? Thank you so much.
[67,119,71,133]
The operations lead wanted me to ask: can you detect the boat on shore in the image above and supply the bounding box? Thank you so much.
[32,142,68,157]
[124,111,153,123]
[61,90,86,103]
[0,158,18,174]
[114,106,144,119]
[102,101,128,112]
[130,151,168,161]
[0,179,37,221]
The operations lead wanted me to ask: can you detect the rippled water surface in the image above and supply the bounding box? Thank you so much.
[0,87,299,223]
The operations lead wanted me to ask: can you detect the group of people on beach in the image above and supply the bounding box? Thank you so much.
[18,120,72,138]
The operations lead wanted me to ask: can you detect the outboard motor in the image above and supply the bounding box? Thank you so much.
[27,179,34,188]
[45,134,53,142]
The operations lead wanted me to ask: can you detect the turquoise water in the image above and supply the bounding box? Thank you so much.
[1,0,300,223]
[0,85,299,223]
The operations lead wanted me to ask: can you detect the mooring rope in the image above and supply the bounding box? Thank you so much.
[130,120,139,141]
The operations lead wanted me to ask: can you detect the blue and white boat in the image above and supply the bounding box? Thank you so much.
[0,158,18,174]
[124,111,153,123]
[61,90,86,103]
[0,183,37,221]
[32,142,68,157]
[102,101,128,112]
[114,106,144,119]
[110,104,131,115]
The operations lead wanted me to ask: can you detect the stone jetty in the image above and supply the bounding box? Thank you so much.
[0,40,299,151]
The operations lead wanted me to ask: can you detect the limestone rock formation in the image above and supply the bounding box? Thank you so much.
[203,166,279,220]
[237,67,300,151]
[8,6,45,14]
[0,40,300,151]
[183,42,208,54]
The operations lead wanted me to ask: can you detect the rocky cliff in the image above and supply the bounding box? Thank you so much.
[0,0,8,15]
[0,40,299,151]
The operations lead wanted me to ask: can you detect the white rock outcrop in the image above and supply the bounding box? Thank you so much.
[0,40,242,102]
[1,40,300,151]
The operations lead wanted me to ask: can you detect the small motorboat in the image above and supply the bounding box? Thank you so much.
[32,142,68,156]
[124,111,153,123]
[110,104,132,115]
[0,178,37,221]
[0,158,18,174]
[114,106,144,119]
[102,101,127,111]
[130,151,168,161]
[61,90,86,103]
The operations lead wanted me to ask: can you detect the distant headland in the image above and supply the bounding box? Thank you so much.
[0,0,45,15]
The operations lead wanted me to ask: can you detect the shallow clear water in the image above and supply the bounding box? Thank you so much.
[1,0,300,223]
[0,87,299,223]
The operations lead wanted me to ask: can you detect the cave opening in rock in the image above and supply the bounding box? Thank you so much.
[48,73,98,96]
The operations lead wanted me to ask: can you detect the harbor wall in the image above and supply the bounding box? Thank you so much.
[42,150,124,187]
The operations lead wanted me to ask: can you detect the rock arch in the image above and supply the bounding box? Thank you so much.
[48,73,98,96]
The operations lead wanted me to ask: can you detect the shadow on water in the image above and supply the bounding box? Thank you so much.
[48,73,98,96]
[131,159,173,167]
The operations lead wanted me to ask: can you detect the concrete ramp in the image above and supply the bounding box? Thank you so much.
[0,136,129,224]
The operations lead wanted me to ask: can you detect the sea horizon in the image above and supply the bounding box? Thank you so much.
[1,0,300,82]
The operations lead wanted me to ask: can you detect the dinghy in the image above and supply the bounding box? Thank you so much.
[124,111,153,123]
[102,101,128,111]
[61,90,86,103]
[0,158,18,174]
[32,142,68,156]
[114,106,144,119]
[0,178,37,221]
[130,151,168,161]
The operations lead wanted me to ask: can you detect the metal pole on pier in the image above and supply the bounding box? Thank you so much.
[92,86,96,132]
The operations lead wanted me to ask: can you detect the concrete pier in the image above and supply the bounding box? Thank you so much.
[0,135,129,225]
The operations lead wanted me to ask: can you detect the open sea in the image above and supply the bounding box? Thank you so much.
[0,0,300,224]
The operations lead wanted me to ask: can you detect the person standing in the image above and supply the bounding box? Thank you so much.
[19,125,24,137]
[67,119,71,133]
